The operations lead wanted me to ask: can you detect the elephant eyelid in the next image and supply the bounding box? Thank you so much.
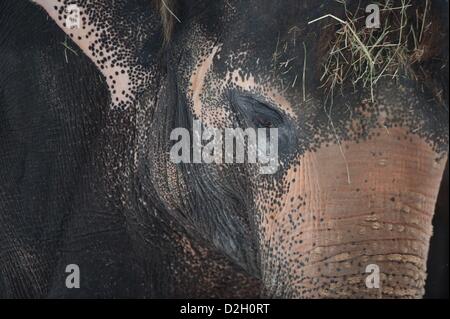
[229,91,285,126]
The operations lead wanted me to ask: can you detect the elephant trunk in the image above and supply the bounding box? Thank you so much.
[258,128,447,298]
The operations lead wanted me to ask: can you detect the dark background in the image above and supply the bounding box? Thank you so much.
[425,162,449,298]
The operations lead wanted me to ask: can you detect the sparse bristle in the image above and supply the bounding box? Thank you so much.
[156,0,180,44]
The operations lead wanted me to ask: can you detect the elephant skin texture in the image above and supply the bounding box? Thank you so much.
[0,0,448,298]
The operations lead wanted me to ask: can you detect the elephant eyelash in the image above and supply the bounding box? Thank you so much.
[253,115,274,128]
[228,90,284,128]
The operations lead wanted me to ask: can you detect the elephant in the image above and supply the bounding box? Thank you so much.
[0,0,448,298]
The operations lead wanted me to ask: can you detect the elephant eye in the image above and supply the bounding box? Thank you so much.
[253,115,274,128]
[230,93,284,129]
[229,91,296,155]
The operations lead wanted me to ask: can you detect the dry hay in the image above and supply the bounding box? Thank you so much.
[310,0,433,104]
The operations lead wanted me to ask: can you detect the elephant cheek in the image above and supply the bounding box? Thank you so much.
[257,127,447,298]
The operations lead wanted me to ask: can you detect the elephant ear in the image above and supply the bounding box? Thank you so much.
[32,0,164,110]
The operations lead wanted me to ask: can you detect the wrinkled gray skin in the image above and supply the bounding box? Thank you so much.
[0,0,448,298]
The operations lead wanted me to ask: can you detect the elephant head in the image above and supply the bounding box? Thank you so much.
[33,0,449,298]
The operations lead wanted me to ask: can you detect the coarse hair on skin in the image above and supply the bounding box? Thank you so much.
[155,0,179,44]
